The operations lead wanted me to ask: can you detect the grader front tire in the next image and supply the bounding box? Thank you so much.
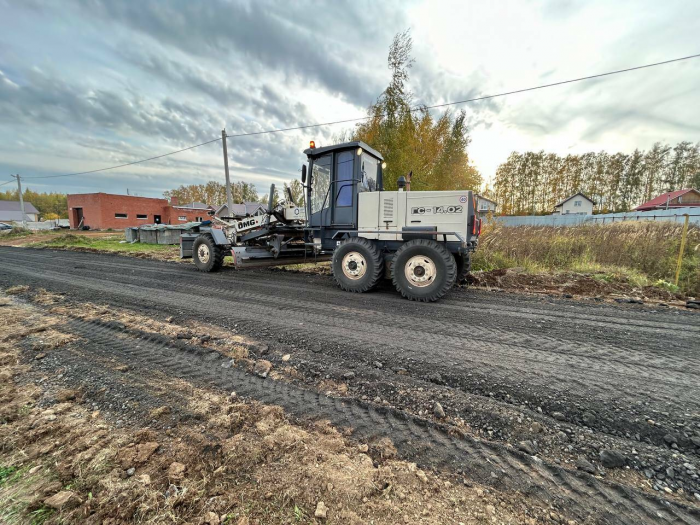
[192,235,226,272]
[332,237,384,293]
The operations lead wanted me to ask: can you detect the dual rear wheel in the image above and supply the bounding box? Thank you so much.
[332,238,458,302]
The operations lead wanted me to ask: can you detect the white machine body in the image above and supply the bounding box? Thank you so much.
[357,190,474,243]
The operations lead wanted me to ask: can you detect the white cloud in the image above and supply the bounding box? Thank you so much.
[0,0,698,197]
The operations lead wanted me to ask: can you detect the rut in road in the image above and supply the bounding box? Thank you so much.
[53,315,698,525]
[2,250,698,450]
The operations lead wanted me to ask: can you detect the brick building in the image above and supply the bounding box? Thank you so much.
[67,193,213,229]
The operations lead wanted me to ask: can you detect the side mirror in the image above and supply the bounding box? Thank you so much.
[301,164,307,184]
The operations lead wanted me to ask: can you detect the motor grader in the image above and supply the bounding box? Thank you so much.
[181,141,481,302]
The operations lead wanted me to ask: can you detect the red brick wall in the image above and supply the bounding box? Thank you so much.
[165,207,210,225]
[67,193,206,229]
[67,193,211,229]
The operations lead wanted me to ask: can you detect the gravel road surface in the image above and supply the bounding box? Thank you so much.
[1,247,699,524]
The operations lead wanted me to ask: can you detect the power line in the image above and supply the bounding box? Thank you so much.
[21,137,223,180]
[18,52,700,181]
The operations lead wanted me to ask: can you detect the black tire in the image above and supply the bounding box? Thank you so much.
[392,239,456,302]
[192,234,226,272]
[332,237,384,293]
[455,252,471,284]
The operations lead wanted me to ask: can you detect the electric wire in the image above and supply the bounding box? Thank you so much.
[14,52,700,181]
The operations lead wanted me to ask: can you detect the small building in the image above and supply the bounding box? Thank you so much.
[215,201,266,218]
[476,195,497,218]
[553,193,594,215]
[0,201,40,222]
[171,201,213,223]
[66,193,214,229]
[635,189,700,211]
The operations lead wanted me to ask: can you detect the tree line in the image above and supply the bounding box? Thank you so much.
[163,180,260,206]
[162,179,305,208]
[493,142,700,215]
[0,188,68,219]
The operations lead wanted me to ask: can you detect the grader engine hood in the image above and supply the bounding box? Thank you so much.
[357,190,478,245]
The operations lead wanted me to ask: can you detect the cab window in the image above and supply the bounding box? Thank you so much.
[311,154,331,214]
[336,150,354,206]
[360,154,378,192]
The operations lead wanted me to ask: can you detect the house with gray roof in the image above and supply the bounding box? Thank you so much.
[0,201,40,222]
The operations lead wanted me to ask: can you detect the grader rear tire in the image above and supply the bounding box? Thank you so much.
[455,252,471,284]
[193,234,226,272]
[332,237,384,293]
[392,239,456,302]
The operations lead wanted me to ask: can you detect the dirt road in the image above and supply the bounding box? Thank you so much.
[1,247,699,524]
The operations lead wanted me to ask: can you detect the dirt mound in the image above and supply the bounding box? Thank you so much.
[470,268,682,302]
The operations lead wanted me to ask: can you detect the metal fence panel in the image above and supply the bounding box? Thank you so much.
[493,207,700,227]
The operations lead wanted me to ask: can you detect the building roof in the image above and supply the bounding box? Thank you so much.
[0,200,39,214]
[635,189,699,211]
[303,141,384,160]
[554,192,595,208]
[0,201,40,221]
[476,195,497,205]
[173,201,212,210]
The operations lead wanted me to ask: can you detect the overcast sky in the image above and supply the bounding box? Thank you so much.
[1,0,699,200]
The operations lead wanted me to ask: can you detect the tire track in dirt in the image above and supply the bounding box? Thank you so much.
[1,249,698,450]
[6,248,696,334]
[52,316,699,525]
[4,251,695,383]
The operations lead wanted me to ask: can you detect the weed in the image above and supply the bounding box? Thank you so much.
[0,465,19,485]
[0,227,33,239]
[655,279,680,293]
[29,506,54,525]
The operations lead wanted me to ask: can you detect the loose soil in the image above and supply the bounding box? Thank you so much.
[468,268,688,305]
[1,294,551,524]
[1,248,699,525]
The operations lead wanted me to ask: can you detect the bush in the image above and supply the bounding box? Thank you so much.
[0,227,33,239]
[473,221,700,295]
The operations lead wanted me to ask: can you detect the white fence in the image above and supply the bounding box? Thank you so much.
[8,219,70,230]
[493,207,700,227]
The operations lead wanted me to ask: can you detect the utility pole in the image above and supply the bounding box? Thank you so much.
[12,174,27,228]
[222,129,234,216]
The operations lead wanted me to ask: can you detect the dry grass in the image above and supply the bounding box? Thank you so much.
[474,222,700,296]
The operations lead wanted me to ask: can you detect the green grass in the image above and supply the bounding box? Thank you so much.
[0,466,19,486]
[0,227,33,239]
[28,234,178,256]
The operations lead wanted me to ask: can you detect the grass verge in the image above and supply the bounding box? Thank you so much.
[24,234,180,261]
[473,222,700,297]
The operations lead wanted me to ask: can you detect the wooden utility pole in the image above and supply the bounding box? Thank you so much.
[222,129,234,216]
[12,174,27,228]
